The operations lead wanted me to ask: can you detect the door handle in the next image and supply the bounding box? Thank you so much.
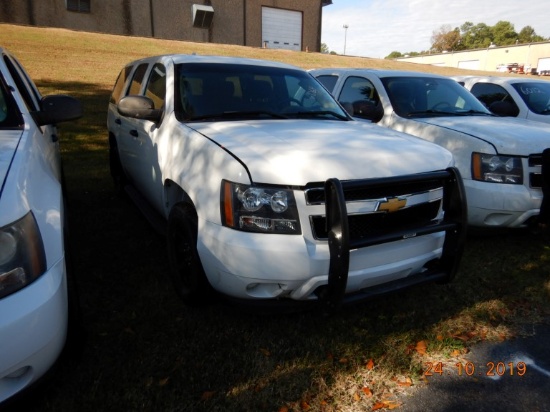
[130,130,139,137]
[115,118,121,125]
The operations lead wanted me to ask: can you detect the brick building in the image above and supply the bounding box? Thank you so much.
[0,0,332,52]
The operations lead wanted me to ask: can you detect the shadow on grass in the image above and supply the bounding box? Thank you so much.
[10,80,550,412]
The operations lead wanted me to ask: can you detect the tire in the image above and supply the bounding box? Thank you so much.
[167,203,214,305]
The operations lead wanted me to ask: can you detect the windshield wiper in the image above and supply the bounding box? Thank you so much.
[188,111,288,121]
[459,110,493,116]
[406,109,492,117]
[293,110,349,120]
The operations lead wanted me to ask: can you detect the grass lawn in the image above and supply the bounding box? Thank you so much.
[1,24,549,412]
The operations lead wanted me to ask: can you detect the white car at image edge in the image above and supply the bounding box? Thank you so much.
[0,48,82,405]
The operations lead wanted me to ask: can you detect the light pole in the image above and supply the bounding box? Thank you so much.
[343,24,349,55]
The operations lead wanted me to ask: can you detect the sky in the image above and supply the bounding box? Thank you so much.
[321,0,550,59]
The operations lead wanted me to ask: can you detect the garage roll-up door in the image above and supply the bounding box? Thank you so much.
[262,7,302,51]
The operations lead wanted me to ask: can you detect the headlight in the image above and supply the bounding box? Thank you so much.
[221,180,301,234]
[471,153,523,184]
[0,212,47,299]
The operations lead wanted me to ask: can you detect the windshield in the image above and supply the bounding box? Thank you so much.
[174,63,348,121]
[381,76,491,118]
[511,81,550,115]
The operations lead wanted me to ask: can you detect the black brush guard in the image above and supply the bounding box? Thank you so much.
[322,167,467,308]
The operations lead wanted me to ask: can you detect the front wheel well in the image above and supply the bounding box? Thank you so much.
[163,180,195,216]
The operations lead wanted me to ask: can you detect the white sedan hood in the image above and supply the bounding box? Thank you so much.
[190,120,453,185]
[0,131,22,196]
[412,116,550,155]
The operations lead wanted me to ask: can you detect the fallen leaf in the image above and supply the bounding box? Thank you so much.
[278,407,289,412]
[362,387,373,397]
[451,349,461,357]
[452,333,470,342]
[384,400,402,409]
[372,402,386,411]
[396,377,412,387]
[366,358,374,370]
[436,334,444,341]
[415,340,427,355]
[339,357,348,364]
[260,348,271,357]
[301,400,311,410]
[353,392,361,402]
[158,377,169,386]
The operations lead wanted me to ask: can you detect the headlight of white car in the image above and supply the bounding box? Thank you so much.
[0,212,47,299]
[221,180,301,234]
[472,153,523,184]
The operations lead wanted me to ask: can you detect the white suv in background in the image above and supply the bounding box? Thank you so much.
[0,48,82,405]
[107,54,466,308]
[453,75,550,124]
[312,68,550,230]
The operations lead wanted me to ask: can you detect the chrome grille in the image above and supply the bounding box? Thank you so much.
[306,177,445,241]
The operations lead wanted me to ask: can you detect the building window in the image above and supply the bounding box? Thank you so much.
[67,0,91,13]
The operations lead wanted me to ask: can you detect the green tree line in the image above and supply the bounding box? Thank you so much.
[386,20,547,59]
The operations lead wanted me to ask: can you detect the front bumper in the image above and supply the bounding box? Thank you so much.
[0,257,68,404]
[465,179,542,228]
[199,169,466,305]
[199,222,447,300]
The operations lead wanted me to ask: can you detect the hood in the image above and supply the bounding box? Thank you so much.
[190,120,453,185]
[0,130,22,197]
[413,116,550,155]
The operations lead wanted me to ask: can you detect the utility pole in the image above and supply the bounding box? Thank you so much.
[343,24,349,55]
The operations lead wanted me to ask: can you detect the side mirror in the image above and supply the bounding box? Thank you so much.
[33,95,83,126]
[118,95,162,122]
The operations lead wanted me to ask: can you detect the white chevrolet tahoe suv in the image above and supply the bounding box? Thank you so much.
[0,48,82,404]
[311,69,550,230]
[107,54,466,307]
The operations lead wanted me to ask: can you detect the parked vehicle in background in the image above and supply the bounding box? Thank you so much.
[0,48,82,405]
[311,68,550,230]
[107,54,466,308]
[453,76,550,125]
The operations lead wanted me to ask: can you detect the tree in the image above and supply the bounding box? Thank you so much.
[386,51,403,59]
[400,20,549,57]
[459,22,493,49]
[518,26,545,43]
[431,25,461,52]
[492,20,518,46]
[320,43,330,54]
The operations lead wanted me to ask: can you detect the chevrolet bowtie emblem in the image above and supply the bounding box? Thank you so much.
[377,197,407,213]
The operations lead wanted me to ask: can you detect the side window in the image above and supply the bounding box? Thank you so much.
[339,76,382,121]
[471,83,510,107]
[110,65,134,104]
[470,82,519,116]
[144,63,166,110]
[315,75,338,93]
[128,63,149,96]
